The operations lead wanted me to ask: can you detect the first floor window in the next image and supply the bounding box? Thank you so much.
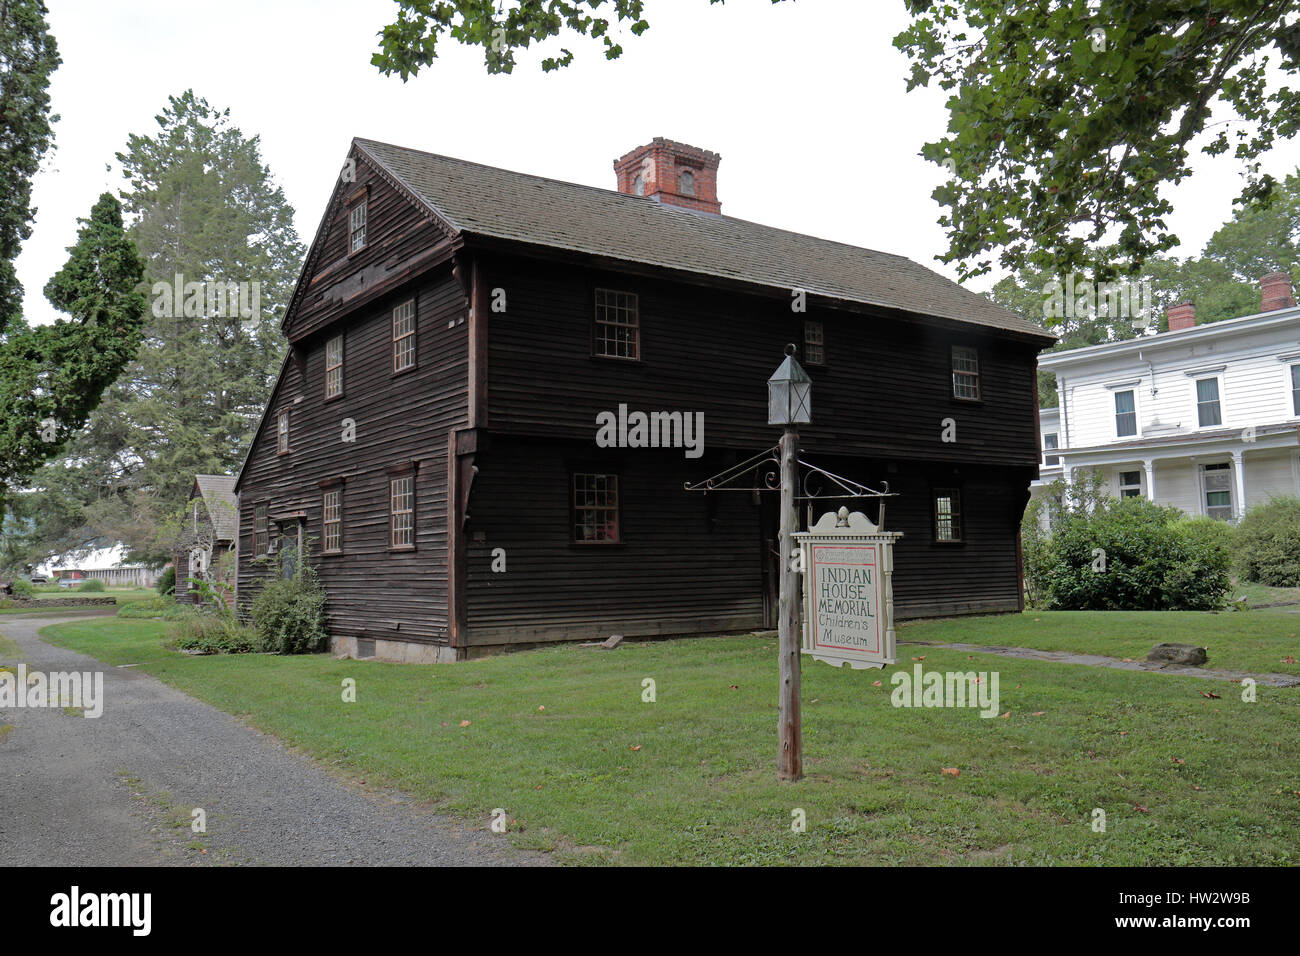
[253,503,269,556]
[390,475,414,548]
[803,320,825,365]
[1118,470,1142,498]
[934,488,962,542]
[277,411,289,454]
[1043,432,1059,466]
[393,300,416,372]
[572,473,620,544]
[1114,389,1137,437]
[322,489,342,553]
[951,346,980,400]
[1202,463,1234,521]
[594,289,639,360]
[325,335,343,398]
[1196,377,1223,427]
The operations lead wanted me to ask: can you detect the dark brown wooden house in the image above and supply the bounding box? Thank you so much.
[173,475,238,604]
[234,137,1055,662]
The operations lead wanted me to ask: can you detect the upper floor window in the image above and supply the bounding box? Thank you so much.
[594,289,639,360]
[322,488,342,553]
[572,473,620,544]
[951,346,980,400]
[1114,390,1137,437]
[392,300,416,373]
[325,335,343,399]
[1290,364,1300,416]
[1043,432,1059,466]
[349,200,367,253]
[934,488,963,542]
[679,169,695,196]
[253,503,269,556]
[389,474,415,549]
[1196,377,1223,427]
[803,320,825,365]
[277,411,289,454]
[1118,470,1142,498]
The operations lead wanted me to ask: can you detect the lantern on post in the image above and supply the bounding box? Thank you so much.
[769,344,810,781]
[767,344,812,425]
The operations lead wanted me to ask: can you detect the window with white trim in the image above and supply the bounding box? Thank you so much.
[349,200,367,253]
[594,289,639,360]
[1195,377,1223,427]
[934,488,962,542]
[1202,462,1233,521]
[389,475,414,549]
[1118,470,1142,498]
[1291,364,1300,416]
[1043,432,1059,466]
[1114,390,1137,437]
[325,335,343,399]
[322,488,342,553]
[951,346,980,400]
[392,300,416,373]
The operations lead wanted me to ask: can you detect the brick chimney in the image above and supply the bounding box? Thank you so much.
[614,138,721,214]
[1166,300,1196,331]
[1260,271,1295,312]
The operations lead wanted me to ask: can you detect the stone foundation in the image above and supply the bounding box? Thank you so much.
[330,634,458,664]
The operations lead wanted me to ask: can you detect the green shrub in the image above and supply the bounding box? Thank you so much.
[157,566,176,596]
[250,545,328,654]
[1040,497,1230,610]
[11,578,36,599]
[77,578,106,592]
[1235,497,1300,587]
[167,608,257,654]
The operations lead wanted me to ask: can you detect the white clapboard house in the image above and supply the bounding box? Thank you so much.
[1032,272,1300,522]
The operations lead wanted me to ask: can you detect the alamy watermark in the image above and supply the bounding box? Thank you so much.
[890,664,1000,718]
[151,273,261,324]
[0,664,103,717]
[596,403,704,459]
[1042,273,1154,328]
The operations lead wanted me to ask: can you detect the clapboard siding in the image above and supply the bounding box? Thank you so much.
[482,255,1042,467]
[237,265,469,643]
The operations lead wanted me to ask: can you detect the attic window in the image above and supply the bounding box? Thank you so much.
[349,200,367,253]
[679,169,695,196]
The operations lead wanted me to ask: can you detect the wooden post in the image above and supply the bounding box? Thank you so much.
[778,425,803,781]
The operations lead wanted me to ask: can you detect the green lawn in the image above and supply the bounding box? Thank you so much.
[902,610,1300,676]
[32,612,1300,866]
[1231,579,1300,607]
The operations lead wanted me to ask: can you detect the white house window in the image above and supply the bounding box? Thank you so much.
[277,411,289,454]
[392,300,416,373]
[1291,364,1300,416]
[1114,390,1137,437]
[1118,470,1142,498]
[1043,432,1059,465]
[325,335,343,398]
[1202,463,1234,521]
[951,346,980,400]
[349,200,367,253]
[1196,377,1223,427]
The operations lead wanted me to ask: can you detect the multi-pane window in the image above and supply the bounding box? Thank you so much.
[572,473,620,544]
[594,289,640,360]
[322,489,342,553]
[389,475,414,548]
[1118,470,1142,498]
[1196,378,1223,427]
[349,200,367,253]
[392,300,416,373]
[277,411,289,454]
[803,320,825,365]
[1292,364,1300,416]
[951,346,980,400]
[1114,390,1137,437]
[1043,432,1059,466]
[934,489,962,542]
[253,503,269,556]
[325,335,343,399]
[1202,463,1234,521]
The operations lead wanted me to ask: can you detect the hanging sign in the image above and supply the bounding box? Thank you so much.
[794,507,902,669]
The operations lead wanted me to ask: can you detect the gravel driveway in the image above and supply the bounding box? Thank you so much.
[0,613,549,866]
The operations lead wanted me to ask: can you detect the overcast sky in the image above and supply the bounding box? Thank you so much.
[21,0,1300,327]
